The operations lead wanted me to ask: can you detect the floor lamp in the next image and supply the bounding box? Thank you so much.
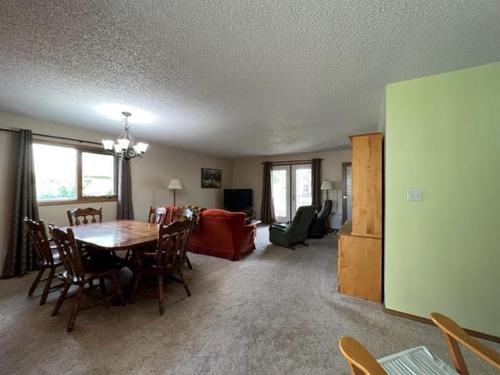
[320,180,334,231]
[320,180,334,200]
[168,179,182,206]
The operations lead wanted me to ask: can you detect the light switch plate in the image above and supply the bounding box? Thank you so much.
[407,189,423,201]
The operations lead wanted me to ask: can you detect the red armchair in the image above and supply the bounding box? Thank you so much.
[187,209,256,261]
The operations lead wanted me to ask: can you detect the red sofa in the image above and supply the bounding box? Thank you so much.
[186,208,256,261]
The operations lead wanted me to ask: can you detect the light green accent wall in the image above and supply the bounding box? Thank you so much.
[385,62,500,336]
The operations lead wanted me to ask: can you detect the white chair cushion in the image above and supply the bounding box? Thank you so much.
[378,346,458,375]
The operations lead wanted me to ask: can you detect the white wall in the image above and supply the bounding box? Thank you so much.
[232,148,352,228]
[130,139,233,222]
[0,111,233,271]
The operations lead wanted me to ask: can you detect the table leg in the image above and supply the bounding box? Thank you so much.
[123,250,143,304]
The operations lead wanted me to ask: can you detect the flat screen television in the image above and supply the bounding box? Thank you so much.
[224,189,253,210]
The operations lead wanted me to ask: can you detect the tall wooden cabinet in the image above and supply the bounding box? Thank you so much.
[337,133,383,303]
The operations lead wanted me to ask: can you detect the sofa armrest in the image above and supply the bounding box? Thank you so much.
[242,223,257,239]
[232,223,256,260]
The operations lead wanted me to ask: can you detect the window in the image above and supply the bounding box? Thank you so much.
[33,143,117,205]
[82,152,115,197]
[33,144,77,201]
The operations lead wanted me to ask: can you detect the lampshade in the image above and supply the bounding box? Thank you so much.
[168,179,182,190]
[117,137,130,150]
[102,139,115,150]
[134,142,149,153]
[320,180,334,191]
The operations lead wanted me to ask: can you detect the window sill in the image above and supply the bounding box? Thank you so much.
[37,197,118,207]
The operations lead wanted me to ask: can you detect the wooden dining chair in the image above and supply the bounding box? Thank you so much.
[24,218,64,305]
[339,313,500,375]
[339,336,387,375]
[67,207,103,226]
[171,205,200,269]
[49,225,124,332]
[131,220,192,315]
[430,312,500,374]
[148,206,166,224]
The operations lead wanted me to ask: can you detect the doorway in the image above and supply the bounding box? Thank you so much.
[342,162,352,224]
[271,163,312,222]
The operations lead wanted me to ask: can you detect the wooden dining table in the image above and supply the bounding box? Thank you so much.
[60,220,160,302]
[61,220,159,251]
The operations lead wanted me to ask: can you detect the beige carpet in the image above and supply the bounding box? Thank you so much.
[0,226,498,375]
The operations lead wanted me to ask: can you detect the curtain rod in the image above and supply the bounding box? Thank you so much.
[0,127,101,146]
[262,159,322,165]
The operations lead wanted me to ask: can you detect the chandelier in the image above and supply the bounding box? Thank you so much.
[101,111,149,160]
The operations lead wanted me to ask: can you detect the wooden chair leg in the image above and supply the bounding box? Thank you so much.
[52,282,70,316]
[40,267,55,305]
[185,254,193,269]
[28,268,45,296]
[158,276,165,315]
[67,286,83,332]
[99,277,106,295]
[176,266,191,297]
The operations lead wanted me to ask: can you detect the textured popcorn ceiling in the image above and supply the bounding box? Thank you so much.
[0,1,499,157]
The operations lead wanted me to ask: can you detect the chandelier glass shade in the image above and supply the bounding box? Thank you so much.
[101,111,149,160]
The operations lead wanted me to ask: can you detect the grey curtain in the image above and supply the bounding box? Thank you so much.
[260,161,275,224]
[311,158,322,210]
[2,129,39,278]
[117,158,134,220]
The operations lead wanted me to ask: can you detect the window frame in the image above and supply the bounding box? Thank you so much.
[34,140,118,206]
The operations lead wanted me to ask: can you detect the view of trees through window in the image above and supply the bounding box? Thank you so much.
[33,144,77,201]
[33,143,115,202]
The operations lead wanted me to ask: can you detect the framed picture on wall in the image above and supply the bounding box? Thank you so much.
[201,168,222,188]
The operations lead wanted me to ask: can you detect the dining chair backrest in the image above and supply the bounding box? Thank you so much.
[148,206,166,224]
[67,207,102,226]
[24,217,55,266]
[173,206,193,221]
[49,226,84,283]
[173,205,203,231]
[172,206,193,230]
[430,312,500,374]
[339,336,387,375]
[157,220,191,266]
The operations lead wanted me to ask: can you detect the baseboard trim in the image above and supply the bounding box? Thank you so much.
[384,307,500,344]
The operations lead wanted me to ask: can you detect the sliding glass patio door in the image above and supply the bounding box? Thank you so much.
[291,164,312,217]
[271,165,289,223]
[271,163,312,223]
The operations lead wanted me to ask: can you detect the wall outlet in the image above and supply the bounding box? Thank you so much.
[407,189,423,201]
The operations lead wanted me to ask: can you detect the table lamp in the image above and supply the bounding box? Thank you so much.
[168,179,182,206]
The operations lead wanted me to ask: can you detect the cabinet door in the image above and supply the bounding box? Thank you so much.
[338,235,382,302]
[351,133,382,237]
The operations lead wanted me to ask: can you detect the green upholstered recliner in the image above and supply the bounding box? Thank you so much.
[269,206,316,248]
